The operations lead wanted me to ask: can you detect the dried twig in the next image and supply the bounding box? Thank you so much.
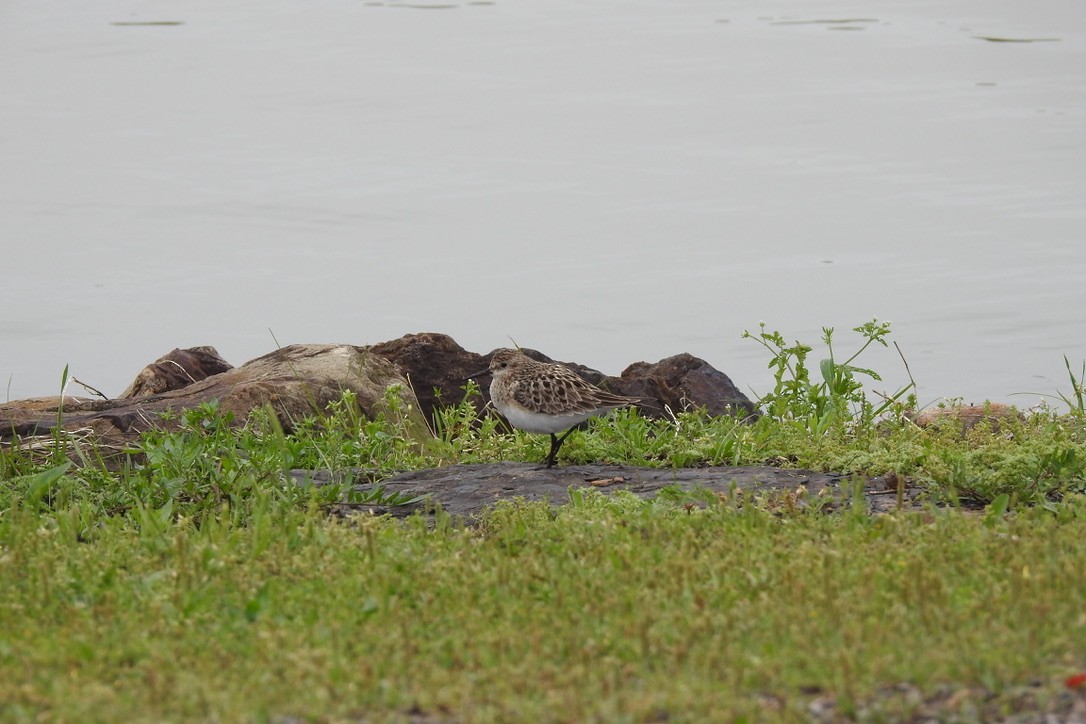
[894,341,917,392]
[72,377,110,400]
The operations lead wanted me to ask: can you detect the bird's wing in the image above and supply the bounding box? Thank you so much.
[591,388,641,407]
[512,365,637,415]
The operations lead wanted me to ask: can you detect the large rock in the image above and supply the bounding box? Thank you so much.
[370,333,488,423]
[119,346,234,399]
[620,353,757,419]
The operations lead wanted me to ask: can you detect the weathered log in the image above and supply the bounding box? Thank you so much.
[1,344,428,453]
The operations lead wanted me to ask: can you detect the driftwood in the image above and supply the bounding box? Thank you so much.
[0,344,430,456]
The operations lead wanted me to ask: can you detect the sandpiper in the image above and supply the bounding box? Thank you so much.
[473,348,639,468]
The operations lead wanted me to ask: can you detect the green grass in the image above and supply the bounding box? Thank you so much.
[2,320,1086,720]
[2,493,1085,721]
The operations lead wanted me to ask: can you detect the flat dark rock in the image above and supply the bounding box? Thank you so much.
[297,462,923,521]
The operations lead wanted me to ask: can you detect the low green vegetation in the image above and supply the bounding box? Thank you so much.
[2,321,1085,720]
[4,492,1086,721]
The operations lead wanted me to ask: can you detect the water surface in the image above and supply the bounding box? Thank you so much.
[2,0,1084,406]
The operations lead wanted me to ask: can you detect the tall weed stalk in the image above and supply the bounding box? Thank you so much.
[743,318,915,431]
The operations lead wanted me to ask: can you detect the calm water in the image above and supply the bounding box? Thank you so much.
[2,0,1084,407]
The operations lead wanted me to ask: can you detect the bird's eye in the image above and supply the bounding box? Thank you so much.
[499,362,508,369]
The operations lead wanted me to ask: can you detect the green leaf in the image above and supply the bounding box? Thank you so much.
[984,493,1010,525]
[25,462,73,508]
[820,358,836,388]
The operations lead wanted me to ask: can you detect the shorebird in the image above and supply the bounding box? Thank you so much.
[473,348,639,468]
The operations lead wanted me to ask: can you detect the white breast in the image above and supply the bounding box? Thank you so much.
[498,402,598,434]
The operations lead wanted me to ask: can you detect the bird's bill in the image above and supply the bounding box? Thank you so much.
[464,367,490,382]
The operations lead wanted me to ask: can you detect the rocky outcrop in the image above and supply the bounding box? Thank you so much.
[370,333,488,422]
[619,353,757,418]
[1,334,757,456]
[369,332,757,423]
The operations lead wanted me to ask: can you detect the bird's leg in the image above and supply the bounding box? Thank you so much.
[544,434,560,468]
[544,429,577,469]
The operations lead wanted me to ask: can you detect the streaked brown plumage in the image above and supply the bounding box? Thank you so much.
[481,348,638,468]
